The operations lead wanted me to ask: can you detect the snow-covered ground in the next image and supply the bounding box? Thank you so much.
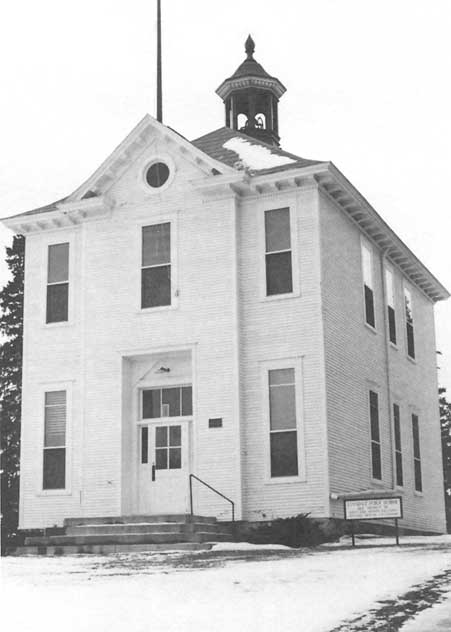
[1,540,450,632]
[400,593,451,631]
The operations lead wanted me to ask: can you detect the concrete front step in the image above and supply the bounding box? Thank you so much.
[26,531,232,547]
[66,522,228,536]
[64,514,217,527]
[9,542,214,556]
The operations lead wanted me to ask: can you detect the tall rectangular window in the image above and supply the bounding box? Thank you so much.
[369,390,382,480]
[268,368,298,477]
[412,414,422,492]
[385,268,397,344]
[393,403,403,486]
[43,391,66,489]
[265,208,293,296]
[362,242,375,327]
[46,243,69,323]
[142,223,171,308]
[404,288,415,359]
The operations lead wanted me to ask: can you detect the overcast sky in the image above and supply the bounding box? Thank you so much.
[1,0,450,391]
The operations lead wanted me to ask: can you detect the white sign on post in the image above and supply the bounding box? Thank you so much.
[344,497,403,521]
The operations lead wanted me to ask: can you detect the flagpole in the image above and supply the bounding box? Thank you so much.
[157,0,163,122]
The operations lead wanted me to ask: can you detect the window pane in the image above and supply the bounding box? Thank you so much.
[404,290,413,324]
[45,391,66,406]
[270,431,298,477]
[414,459,422,492]
[141,427,148,464]
[388,306,397,344]
[393,404,401,451]
[181,387,193,416]
[43,448,65,489]
[269,384,296,430]
[269,368,294,386]
[155,448,168,469]
[142,223,170,267]
[364,285,375,327]
[162,388,180,417]
[396,452,403,487]
[369,391,379,442]
[407,323,415,359]
[385,268,394,306]
[371,442,382,480]
[412,415,420,458]
[169,447,181,469]
[155,426,168,448]
[48,243,69,283]
[265,208,291,253]
[143,390,161,419]
[46,283,68,323]
[141,265,171,308]
[266,252,293,296]
[169,425,181,446]
[44,405,66,447]
[362,244,372,287]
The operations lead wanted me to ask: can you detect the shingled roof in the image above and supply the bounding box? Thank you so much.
[191,127,322,176]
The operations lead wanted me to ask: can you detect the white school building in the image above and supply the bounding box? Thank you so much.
[3,37,448,536]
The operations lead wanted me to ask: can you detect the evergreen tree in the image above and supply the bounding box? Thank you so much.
[0,235,24,553]
[440,386,451,532]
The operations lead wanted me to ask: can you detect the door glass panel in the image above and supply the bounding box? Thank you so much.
[169,425,181,446]
[155,426,168,447]
[169,447,181,469]
[141,427,148,464]
[155,448,168,469]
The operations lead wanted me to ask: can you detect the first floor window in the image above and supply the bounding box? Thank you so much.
[412,414,422,492]
[142,223,171,308]
[43,390,66,489]
[46,243,69,323]
[393,403,403,486]
[265,208,293,296]
[268,368,298,477]
[369,390,382,480]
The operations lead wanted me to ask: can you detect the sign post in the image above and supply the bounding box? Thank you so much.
[344,497,403,546]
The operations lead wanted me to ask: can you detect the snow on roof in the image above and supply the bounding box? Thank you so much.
[222,137,297,171]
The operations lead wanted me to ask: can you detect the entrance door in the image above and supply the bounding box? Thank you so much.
[138,421,190,514]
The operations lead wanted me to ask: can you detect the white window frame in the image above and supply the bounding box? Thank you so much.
[259,203,300,301]
[38,381,73,496]
[361,237,376,330]
[261,357,306,484]
[136,214,178,313]
[42,233,75,327]
[139,384,193,422]
[138,153,176,195]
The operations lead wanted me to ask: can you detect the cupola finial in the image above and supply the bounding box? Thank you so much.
[245,34,255,59]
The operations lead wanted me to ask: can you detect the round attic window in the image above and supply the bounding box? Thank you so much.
[145,162,170,188]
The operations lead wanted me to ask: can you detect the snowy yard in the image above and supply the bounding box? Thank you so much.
[1,539,450,632]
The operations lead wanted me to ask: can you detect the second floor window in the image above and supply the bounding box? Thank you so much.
[46,243,69,323]
[385,268,397,344]
[265,208,293,296]
[142,223,171,308]
[362,241,375,328]
[404,288,415,359]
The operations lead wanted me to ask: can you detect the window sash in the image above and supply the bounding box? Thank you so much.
[141,224,171,308]
[388,306,397,344]
[264,209,293,296]
[364,284,375,327]
[142,386,193,419]
[268,367,299,478]
[393,404,403,486]
[412,414,422,492]
[46,243,69,323]
[369,391,382,480]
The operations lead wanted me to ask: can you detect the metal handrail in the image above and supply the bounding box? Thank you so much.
[189,474,235,522]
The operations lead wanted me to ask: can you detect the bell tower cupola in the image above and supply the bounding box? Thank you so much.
[216,35,287,146]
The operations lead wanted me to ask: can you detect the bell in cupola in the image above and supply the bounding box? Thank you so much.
[216,35,286,146]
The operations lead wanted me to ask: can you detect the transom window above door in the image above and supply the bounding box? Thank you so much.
[142,386,192,418]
